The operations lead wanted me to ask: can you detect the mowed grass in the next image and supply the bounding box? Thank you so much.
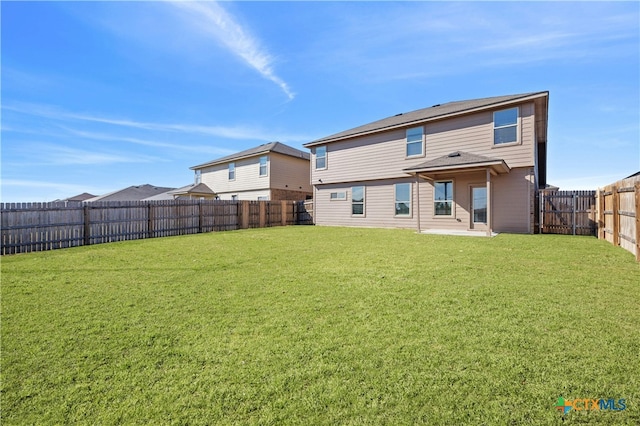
[2,226,639,425]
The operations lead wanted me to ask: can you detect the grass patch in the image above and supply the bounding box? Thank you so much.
[2,226,639,424]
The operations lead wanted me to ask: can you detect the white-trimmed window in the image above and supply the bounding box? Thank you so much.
[406,126,424,157]
[434,181,453,216]
[231,195,238,201]
[257,196,269,201]
[395,183,411,216]
[352,186,365,216]
[259,156,268,177]
[315,146,327,169]
[330,192,346,201]
[228,162,236,180]
[493,107,518,145]
[194,169,201,184]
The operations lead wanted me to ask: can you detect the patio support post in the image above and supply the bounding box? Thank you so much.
[486,168,492,237]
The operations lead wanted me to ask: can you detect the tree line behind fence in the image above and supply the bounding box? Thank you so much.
[1,200,313,255]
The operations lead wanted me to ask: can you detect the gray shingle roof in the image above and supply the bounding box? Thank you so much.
[305,91,548,146]
[85,184,176,202]
[191,142,309,170]
[404,151,500,170]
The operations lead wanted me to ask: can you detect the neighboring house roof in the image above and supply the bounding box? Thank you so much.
[58,192,96,202]
[191,141,310,170]
[142,183,216,201]
[85,184,175,202]
[403,151,510,176]
[305,91,549,147]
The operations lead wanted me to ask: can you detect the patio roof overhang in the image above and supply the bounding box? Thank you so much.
[402,151,510,180]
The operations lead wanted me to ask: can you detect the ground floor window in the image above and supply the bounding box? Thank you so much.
[434,181,453,216]
[352,186,365,216]
[395,183,411,216]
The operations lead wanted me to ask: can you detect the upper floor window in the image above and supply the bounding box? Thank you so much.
[395,183,411,216]
[259,156,268,177]
[434,181,453,216]
[352,186,365,216]
[493,107,518,145]
[406,126,424,157]
[315,146,327,169]
[194,169,201,184]
[228,162,236,181]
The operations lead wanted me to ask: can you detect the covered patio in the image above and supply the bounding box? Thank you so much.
[404,151,511,237]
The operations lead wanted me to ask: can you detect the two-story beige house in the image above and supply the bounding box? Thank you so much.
[303,92,549,235]
[191,142,312,201]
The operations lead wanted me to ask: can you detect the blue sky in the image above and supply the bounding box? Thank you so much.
[2,1,639,202]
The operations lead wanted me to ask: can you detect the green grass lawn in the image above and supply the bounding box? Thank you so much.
[2,226,639,425]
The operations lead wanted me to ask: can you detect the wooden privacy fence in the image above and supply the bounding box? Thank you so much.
[539,190,597,236]
[1,199,313,255]
[596,174,640,261]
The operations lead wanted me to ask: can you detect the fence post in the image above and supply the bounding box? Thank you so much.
[83,204,90,246]
[241,201,249,229]
[259,202,266,228]
[572,193,577,235]
[147,203,154,238]
[597,190,604,240]
[612,186,619,246]
[281,201,287,226]
[539,191,544,234]
[635,183,640,262]
[198,201,203,233]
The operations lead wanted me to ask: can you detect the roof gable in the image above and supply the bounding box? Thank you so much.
[305,91,548,146]
[191,141,309,170]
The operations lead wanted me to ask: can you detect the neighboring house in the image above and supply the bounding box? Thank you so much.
[55,192,96,203]
[85,184,175,202]
[143,183,216,201]
[191,142,312,201]
[303,92,549,235]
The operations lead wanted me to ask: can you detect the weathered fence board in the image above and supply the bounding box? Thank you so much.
[1,200,312,255]
[597,174,640,261]
[539,190,596,236]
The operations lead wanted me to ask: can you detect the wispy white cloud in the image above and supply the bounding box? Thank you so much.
[169,1,294,100]
[3,102,315,144]
[22,144,164,166]
[58,127,236,156]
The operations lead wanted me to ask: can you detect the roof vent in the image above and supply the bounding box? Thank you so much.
[394,113,403,116]
[448,151,461,157]
[431,104,441,107]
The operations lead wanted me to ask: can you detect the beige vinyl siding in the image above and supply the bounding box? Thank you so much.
[314,178,418,229]
[269,153,312,192]
[311,130,415,185]
[310,101,537,185]
[215,189,271,201]
[200,157,270,194]
[425,102,535,168]
[492,167,535,233]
